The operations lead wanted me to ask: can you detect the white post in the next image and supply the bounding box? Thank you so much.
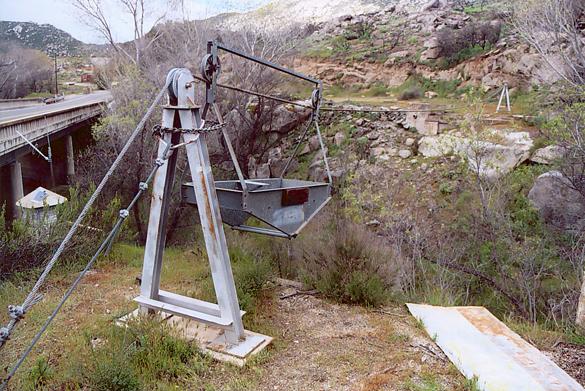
[505,83,511,112]
[496,84,506,113]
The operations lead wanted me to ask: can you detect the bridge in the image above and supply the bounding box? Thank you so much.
[0,91,111,216]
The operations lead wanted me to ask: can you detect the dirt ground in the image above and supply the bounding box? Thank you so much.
[0,254,466,390]
[254,283,465,391]
[2,246,582,390]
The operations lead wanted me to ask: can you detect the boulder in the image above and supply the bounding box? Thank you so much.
[419,130,533,180]
[418,134,466,157]
[528,171,585,233]
[465,131,533,180]
[399,149,412,159]
[425,91,439,99]
[309,135,321,152]
[422,0,441,11]
[248,156,257,178]
[256,163,271,179]
[405,138,416,147]
[530,145,565,165]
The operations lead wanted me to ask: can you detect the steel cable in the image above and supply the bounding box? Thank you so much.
[0,82,169,352]
[0,141,173,391]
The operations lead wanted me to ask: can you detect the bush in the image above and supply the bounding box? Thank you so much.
[436,21,501,67]
[0,187,121,279]
[281,213,399,307]
[230,247,273,313]
[25,357,54,390]
[399,87,423,101]
[88,358,141,391]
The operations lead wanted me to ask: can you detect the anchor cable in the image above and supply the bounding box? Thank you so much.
[0,82,169,353]
[0,141,173,390]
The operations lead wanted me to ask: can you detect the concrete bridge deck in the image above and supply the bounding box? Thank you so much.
[0,91,111,218]
[0,91,111,167]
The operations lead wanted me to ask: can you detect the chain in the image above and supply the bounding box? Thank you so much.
[152,122,226,138]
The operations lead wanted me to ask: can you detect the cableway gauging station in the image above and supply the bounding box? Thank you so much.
[123,41,332,363]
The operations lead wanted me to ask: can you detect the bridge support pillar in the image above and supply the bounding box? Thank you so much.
[10,161,24,217]
[66,135,75,180]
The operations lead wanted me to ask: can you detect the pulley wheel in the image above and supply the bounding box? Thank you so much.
[200,54,221,84]
[311,88,321,109]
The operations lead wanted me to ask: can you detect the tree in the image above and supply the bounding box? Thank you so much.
[72,0,174,66]
[513,0,585,87]
[75,19,309,242]
[514,0,585,328]
[0,43,53,99]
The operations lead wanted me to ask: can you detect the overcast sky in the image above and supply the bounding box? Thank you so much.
[0,0,271,43]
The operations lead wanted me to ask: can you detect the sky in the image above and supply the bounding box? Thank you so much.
[0,0,271,43]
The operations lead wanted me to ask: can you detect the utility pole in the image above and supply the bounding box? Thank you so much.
[54,54,59,96]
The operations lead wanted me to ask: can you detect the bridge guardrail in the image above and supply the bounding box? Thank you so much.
[0,102,105,160]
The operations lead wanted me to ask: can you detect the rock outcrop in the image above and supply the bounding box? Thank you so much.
[529,171,585,233]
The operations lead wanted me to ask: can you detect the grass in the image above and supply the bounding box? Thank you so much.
[0,240,273,390]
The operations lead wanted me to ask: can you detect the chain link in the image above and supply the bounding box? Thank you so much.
[152,122,226,138]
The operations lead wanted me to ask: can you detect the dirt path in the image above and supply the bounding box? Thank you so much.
[253,286,465,391]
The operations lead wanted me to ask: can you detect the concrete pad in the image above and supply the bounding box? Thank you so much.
[407,304,583,391]
[117,309,272,367]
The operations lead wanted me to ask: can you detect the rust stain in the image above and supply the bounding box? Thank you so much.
[457,306,572,389]
[200,174,215,236]
[458,307,526,348]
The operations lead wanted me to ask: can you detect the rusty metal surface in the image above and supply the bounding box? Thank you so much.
[407,304,584,391]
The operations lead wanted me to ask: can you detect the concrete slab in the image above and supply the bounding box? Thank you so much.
[407,304,583,391]
[117,309,272,367]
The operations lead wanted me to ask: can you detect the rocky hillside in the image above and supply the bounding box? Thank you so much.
[294,0,556,92]
[0,21,83,56]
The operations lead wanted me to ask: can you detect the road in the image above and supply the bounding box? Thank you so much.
[0,91,112,124]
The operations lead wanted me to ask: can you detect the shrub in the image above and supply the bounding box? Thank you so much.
[287,213,399,307]
[345,271,387,307]
[436,21,501,67]
[83,320,203,389]
[88,358,141,391]
[0,187,121,279]
[230,247,273,313]
[366,83,391,97]
[399,87,423,101]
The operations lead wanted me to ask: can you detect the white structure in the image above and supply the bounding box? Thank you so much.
[16,187,67,223]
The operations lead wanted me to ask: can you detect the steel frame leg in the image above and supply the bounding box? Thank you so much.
[183,130,245,343]
[139,111,179,311]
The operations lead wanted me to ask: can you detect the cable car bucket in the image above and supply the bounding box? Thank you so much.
[182,41,332,239]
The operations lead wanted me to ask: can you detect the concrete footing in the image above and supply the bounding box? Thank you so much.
[117,309,272,366]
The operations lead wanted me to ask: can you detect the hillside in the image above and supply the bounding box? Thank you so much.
[0,21,83,56]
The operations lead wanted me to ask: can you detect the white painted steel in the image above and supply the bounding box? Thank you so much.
[138,68,245,345]
[407,304,584,391]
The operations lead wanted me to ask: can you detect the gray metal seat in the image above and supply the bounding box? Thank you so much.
[182,178,331,238]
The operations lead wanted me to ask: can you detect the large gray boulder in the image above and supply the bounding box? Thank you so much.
[530,145,565,165]
[418,130,533,180]
[528,171,585,233]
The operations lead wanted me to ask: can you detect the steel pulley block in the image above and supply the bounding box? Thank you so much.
[200,54,221,84]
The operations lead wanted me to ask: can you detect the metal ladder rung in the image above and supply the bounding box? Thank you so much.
[134,296,233,327]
